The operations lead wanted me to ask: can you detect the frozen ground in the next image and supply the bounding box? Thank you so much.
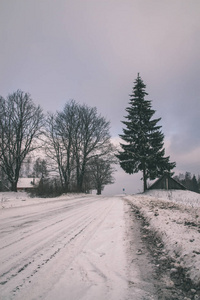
[125,190,200,292]
[0,190,200,299]
[0,192,157,300]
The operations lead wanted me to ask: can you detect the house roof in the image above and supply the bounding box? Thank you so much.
[148,173,187,190]
[17,178,40,189]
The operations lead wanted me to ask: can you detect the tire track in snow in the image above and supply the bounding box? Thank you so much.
[0,196,115,300]
[0,198,102,277]
[43,197,130,300]
[0,200,94,250]
[0,197,95,238]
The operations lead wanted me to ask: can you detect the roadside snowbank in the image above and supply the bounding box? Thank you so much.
[144,189,200,208]
[125,190,200,286]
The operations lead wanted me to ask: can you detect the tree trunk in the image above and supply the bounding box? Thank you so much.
[97,187,102,195]
[96,181,102,195]
[11,181,17,192]
[77,160,86,193]
[143,168,147,192]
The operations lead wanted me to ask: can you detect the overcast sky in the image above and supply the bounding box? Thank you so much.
[1,0,200,194]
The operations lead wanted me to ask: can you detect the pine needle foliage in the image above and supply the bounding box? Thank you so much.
[116,74,176,191]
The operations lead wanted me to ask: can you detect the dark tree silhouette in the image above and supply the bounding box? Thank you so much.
[45,100,114,193]
[0,90,44,191]
[87,156,115,195]
[116,74,176,192]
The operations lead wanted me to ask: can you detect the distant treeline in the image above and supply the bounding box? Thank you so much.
[174,172,200,193]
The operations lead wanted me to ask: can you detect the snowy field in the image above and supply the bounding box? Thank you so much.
[126,189,200,287]
[0,190,200,299]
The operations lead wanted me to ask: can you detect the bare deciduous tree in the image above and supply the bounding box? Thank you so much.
[87,156,116,195]
[45,100,114,193]
[0,90,44,191]
[45,102,78,192]
[75,104,112,192]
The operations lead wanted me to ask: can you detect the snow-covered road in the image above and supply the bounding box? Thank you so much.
[0,195,156,300]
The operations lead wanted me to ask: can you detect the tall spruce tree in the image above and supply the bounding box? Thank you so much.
[116,74,176,192]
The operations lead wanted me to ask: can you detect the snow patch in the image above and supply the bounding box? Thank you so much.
[125,190,200,285]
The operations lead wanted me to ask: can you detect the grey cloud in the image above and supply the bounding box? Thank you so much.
[0,0,200,191]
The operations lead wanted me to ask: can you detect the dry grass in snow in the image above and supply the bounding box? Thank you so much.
[125,190,200,286]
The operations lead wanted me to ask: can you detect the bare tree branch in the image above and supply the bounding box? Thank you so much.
[0,90,44,191]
